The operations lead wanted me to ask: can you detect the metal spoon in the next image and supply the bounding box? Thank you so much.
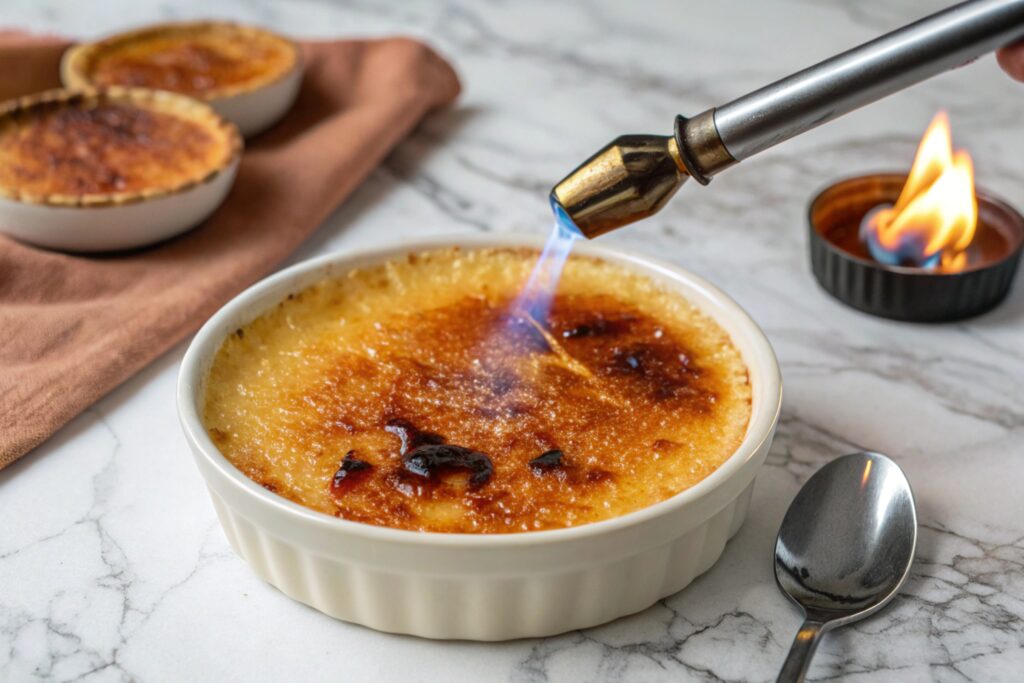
[774,452,917,682]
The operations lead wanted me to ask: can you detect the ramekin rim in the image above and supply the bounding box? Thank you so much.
[177,232,782,548]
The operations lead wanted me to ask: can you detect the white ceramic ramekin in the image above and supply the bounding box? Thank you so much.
[0,88,241,252]
[177,234,782,640]
[61,21,303,138]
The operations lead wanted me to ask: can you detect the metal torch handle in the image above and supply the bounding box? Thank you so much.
[712,0,1024,161]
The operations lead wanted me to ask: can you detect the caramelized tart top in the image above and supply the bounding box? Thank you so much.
[202,247,752,533]
[68,22,299,99]
[0,89,239,205]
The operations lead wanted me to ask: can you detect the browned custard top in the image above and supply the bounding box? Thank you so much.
[0,97,233,200]
[83,24,297,98]
[202,248,752,533]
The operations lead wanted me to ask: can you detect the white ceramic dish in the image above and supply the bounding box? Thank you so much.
[61,21,303,138]
[177,234,782,640]
[0,88,241,252]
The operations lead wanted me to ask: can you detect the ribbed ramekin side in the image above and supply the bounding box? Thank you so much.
[204,478,758,640]
[727,479,755,538]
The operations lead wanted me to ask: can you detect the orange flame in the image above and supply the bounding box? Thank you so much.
[865,112,978,271]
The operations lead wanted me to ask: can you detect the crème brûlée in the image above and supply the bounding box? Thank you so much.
[67,22,299,99]
[0,90,239,203]
[202,248,752,533]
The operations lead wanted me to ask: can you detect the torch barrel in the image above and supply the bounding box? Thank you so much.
[714,0,1024,161]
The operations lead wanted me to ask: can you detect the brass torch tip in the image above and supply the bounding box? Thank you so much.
[549,134,689,239]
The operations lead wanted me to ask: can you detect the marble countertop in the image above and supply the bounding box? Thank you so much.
[3,0,1023,681]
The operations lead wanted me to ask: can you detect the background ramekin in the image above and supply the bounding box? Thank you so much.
[0,88,241,252]
[61,21,303,138]
[177,234,782,640]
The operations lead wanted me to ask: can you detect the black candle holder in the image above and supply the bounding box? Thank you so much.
[808,173,1024,322]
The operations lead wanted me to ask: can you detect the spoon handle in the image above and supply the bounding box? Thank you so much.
[776,619,826,683]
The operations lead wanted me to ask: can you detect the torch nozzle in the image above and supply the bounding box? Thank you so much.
[550,111,735,238]
[550,134,687,239]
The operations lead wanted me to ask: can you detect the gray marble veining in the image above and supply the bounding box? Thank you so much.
[1,0,1022,681]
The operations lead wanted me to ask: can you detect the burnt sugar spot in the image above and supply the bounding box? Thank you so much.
[329,451,373,498]
[403,443,494,488]
[548,298,637,338]
[385,418,445,454]
[585,469,614,484]
[559,314,637,339]
[530,449,564,472]
[607,343,703,401]
[384,418,494,489]
[548,294,713,406]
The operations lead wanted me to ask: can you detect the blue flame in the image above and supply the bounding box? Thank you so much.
[514,198,582,320]
[861,205,942,270]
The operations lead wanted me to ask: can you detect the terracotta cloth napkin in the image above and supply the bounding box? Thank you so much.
[0,33,461,469]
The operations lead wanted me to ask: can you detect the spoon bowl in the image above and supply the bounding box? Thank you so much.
[774,451,917,682]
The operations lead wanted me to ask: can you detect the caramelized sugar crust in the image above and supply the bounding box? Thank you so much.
[84,25,296,97]
[0,98,231,199]
[203,248,752,533]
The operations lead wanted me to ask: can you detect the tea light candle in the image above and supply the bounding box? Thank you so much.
[807,113,1023,322]
[808,174,1023,322]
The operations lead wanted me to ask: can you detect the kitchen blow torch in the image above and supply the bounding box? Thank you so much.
[551,0,1024,238]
